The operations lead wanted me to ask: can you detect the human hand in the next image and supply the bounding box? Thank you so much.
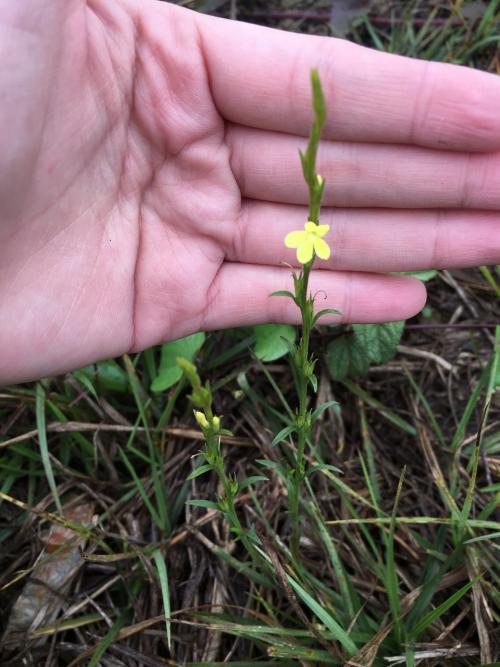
[1,0,499,384]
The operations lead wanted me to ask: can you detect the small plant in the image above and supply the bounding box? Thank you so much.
[176,357,262,561]
[178,70,339,559]
[272,70,339,556]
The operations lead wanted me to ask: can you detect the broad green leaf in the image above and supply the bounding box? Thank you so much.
[76,360,129,394]
[95,360,129,392]
[327,336,370,382]
[353,321,405,365]
[253,324,296,362]
[151,333,205,392]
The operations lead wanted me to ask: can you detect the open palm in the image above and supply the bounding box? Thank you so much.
[1,0,499,384]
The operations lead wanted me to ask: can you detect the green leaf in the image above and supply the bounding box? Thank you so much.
[253,324,296,362]
[76,360,129,394]
[269,290,297,302]
[187,499,219,510]
[152,550,172,650]
[96,359,129,392]
[88,613,128,667]
[73,367,100,400]
[272,424,296,446]
[409,578,475,639]
[312,307,341,327]
[327,336,370,382]
[36,384,62,514]
[307,463,343,475]
[238,475,268,490]
[187,464,213,481]
[151,333,205,392]
[353,321,405,365]
[397,269,438,282]
[256,459,286,474]
[287,575,357,656]
[311,400,339,422]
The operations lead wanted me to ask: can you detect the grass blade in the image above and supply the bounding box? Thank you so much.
[153,549,172,651]
[36,383,62,514]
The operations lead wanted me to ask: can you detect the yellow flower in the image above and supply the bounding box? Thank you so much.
[284,221,330,264]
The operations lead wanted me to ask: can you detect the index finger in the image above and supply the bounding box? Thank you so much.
[197,13,500,151]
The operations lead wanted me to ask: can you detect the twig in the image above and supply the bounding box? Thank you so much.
[396,345,453,372]
[0,422,252,449]
[385,646,479,664]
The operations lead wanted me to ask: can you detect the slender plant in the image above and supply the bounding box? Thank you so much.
[273,69,337,557]
[176,357,261,562]
[178,70,335,562]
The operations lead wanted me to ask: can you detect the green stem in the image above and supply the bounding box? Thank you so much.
[290,262,313,557]
[206,432,261,563]
[288,69,326,557]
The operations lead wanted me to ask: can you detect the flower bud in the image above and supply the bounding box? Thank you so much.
[194,411,209,429]
[212,415,221,429]
[316,174,324,187]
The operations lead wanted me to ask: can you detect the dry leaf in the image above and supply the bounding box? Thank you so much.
[2,499,95,649]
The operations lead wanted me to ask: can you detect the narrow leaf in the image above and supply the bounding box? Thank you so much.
[36,384,62,514]
[272,424,296,446]
[187,464,213,481]
[311,400,339,422]
[187,499,219,510]
[153,549,172,650]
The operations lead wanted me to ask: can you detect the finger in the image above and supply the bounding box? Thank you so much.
[227,125,500,209]
[201,264,426,331]
[197,12,500,151]
[228,202,500,272]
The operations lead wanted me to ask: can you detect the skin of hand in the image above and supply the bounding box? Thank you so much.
[1,0,499,385]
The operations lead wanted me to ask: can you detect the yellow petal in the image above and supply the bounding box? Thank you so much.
[297,238,314,264]
[313,237,331,260]
[305,221,317,233]
[285,230,307,248]
[315,224,330,238]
